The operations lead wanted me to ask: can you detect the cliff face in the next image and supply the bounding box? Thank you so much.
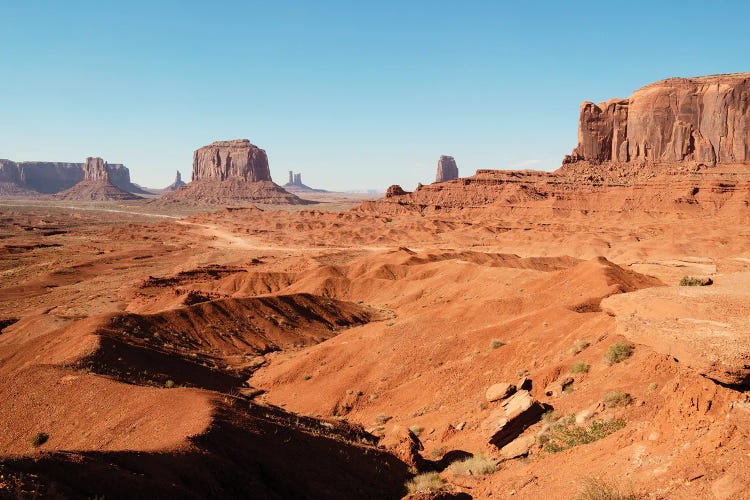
[568,73,750,165]
[192,139,272,182]
[83,157,109,181]
[435,156,459,183]
[0,159,140,195]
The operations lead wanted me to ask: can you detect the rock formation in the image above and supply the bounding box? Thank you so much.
[435,155,459,182]
[164,170,187,191]
[282,171,327,193]
[0,159,144,196]
[566,73,750,166]
[192,139,272,182]
[159,139,314,205]
[83,157,108,181]
[56,157,141,201]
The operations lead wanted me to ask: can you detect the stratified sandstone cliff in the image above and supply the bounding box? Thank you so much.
[192,139,272,182]
[0,159,143,196]
[56,157,141,201]
[435,156,459,183]
[567,73,750,165]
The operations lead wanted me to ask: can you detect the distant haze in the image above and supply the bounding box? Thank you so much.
[1,1,748,191]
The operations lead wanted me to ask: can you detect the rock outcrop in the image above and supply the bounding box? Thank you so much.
[0,159,144,196]
[164,170,187,191]
[283,171,327,193]
[435,155,459,183]
[56,157,141,201]
[481,390,547,449]
[566,73,750,166]
[83,157,108,181]
[192,139,272,182]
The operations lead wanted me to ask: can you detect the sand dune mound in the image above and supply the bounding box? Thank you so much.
[55,179,142,201]
[157,178,315,205]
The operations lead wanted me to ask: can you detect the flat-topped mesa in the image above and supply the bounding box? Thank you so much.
[83,157,110,181]
[435,155,459,182]
[192,139,272,182]
[566,73,750,166]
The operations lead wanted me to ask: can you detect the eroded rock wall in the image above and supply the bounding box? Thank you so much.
[192,139,272,182]
[568,73,750,165]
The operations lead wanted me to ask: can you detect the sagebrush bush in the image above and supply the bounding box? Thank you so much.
[604,341,633,365]
[405,472,446,493]
[540,416,625,453]
[603,391,632,407]
[448,454,497,475]
[571,361,590,374]
[575,477,641,499]
[679,276,704,286]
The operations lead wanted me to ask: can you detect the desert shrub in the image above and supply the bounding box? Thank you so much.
[30,432,49,447]
[374,413,392,424]
[302,374,312,380]
[164,379,175,388]
[603,391,632,407]
[490,339,506,349]
[542,410,559,424]
[575,477,641,499]
[571,361,590,374]
[679,276,704,286]
[647,382,658,392]
[573,340,591,354]
[409,425,424,436]
[448,454,497,475]
[604,341,633,365]
[541,416,625,453]
[405,472,446,494]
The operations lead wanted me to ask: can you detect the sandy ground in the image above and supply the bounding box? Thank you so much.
[0,192,748,499]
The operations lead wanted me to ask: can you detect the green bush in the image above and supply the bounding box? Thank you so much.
[490,339,506,349]
[302,374,312,381]
[448,454,497,475]
[405,472,446,494]
[603,391,632,407]
[604,341,633,365]
[679,276,705,286]
[571,361,590,374]
[31,432,49,447]
[540,416,625,453]
[164,379,175,388]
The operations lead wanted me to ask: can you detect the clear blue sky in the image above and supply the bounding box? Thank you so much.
[2,1,748,191]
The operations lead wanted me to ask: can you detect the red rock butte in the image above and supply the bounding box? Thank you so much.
[566,72,750,166]
[192,139,272,182]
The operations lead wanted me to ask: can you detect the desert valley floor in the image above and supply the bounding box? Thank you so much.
[0,190,748,499]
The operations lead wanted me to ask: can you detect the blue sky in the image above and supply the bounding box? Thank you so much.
[2,1,748,191]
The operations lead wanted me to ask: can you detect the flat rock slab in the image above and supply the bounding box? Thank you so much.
[481,390,546,449]
[602,272,750,386]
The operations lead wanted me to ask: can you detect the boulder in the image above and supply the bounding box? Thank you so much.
[385,185,410,198]
[485,382,516,402]
[435,155,459,183]
[481,390,546,449]
[192,139,272,182]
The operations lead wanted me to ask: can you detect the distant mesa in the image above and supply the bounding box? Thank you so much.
[283,171,328,193]
[0,158,146,197]
[564,72,750,167]
[163,170,187,191]
[56,157,142,201]
[159,139,315,205]
[435,155,459,183]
